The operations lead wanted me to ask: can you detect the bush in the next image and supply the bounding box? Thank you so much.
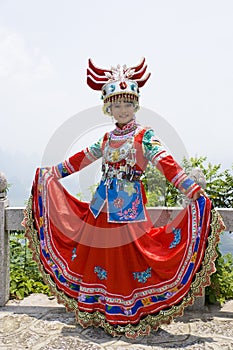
[10,231,50,299]
[205,248,233,304]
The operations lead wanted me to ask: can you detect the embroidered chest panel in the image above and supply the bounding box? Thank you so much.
[103,137,135,164]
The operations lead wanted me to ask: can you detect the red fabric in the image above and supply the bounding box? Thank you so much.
[68,149,93,171]
[31,167,212,325]
[157,154,183,182]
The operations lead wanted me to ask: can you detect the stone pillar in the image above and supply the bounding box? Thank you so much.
[0,172,10,306]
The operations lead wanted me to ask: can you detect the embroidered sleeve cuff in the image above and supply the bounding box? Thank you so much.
[52,160,75,179]
[171,171,201,199]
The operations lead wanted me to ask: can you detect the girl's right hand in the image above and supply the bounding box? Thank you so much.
[43,166,51,171]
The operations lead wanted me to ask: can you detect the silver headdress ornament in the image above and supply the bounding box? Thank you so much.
[104,65,135,81]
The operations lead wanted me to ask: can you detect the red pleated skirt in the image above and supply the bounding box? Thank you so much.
[22,168,225,338]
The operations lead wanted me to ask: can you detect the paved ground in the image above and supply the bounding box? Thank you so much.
[0,294,233,350]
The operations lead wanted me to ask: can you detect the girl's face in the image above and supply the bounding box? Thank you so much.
[110,100,135,126]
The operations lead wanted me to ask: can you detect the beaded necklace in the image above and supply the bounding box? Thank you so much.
[110,118,138,141]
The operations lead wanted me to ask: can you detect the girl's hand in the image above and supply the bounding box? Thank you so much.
[192,188,206,201]
[43,166,52,172]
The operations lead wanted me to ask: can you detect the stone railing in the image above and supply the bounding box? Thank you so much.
[1,193,233,309]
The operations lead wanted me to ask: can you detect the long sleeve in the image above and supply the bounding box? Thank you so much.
[51,136,104,179]
[142,129,201,199]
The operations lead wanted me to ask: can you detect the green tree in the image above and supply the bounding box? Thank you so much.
[143,156,233,208]
[183,156,233,208]
[142,164,182,207]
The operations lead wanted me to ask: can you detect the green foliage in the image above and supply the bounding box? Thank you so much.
[183,156,233,208]
[10,231,50,299]
[205,248,233,304]
[143,156,233,208]
[142,165,167,206]
[142,165,182,207]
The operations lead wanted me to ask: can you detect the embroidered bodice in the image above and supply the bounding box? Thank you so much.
[51,119,201,223]
[101,119,144,184]
[103,134,135,164]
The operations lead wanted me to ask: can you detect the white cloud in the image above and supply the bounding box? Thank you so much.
[0,27,55,84]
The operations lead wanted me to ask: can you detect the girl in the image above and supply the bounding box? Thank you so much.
[23,58,224,338]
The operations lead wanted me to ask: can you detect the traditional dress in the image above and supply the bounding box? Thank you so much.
[23,58,225,338]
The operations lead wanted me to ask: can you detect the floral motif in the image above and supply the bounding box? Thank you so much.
[169,228,181,249]
[191,252,197,263]
[164,291,175,299]
[118,196,140,220]
[71,247,77,261]
[98,295,106,304]
[78,294,86,302]
[94,266,107,280]
[123,307,133,315]
[142,297,153,305]
[123,182,136,196]
[133,267,152,283]
[39,217,44,227]
[111,149,120,162]
[114,197,124,208]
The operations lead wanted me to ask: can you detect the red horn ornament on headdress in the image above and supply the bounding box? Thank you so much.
[86,59,110,90]
[87,57,151,90]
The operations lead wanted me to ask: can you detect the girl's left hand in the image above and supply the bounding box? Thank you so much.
[192,188,206,201]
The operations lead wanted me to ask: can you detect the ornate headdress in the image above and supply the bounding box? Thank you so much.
[87,57,151,115]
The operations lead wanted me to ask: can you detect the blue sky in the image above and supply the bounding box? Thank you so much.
[0,0,233,204]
